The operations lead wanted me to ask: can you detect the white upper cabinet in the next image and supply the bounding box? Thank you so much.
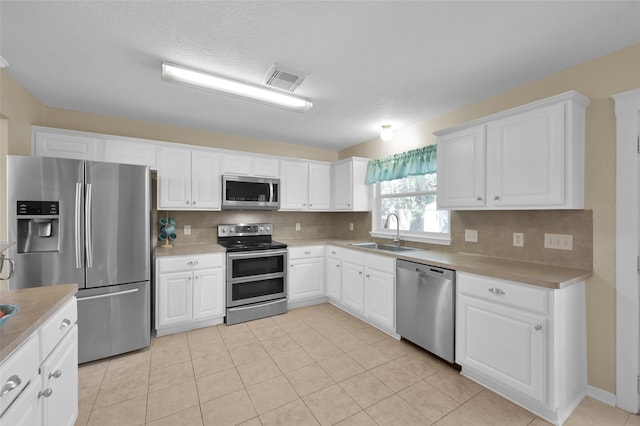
[158,147,221,210]
[103,138,158,169]
[436,91,589,210]
[221,153,279,178]
[33,128,102,161]
[332,157,370,211]
[280,160,331,210]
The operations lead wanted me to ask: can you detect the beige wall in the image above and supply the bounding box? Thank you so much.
[342,44,640,393]
[2,44,639,393]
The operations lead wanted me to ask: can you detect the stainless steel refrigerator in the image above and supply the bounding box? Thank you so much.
[7,156,151,363]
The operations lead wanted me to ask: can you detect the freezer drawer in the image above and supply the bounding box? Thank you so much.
[396,260,456,363]
[77,281,150,363]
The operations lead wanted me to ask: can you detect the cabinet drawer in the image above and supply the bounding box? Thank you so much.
[40,297,77,361]
[457,272,549,315]
[325,246,342,259]
[157,254,224,273]
[289,246,325,259]
[365,253,395,274]
[0,333,39,416]
[342,248,365,265]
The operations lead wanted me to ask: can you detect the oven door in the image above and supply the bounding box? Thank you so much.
[227,249,287,307]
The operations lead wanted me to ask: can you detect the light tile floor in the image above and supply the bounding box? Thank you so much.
[76,303,640,426]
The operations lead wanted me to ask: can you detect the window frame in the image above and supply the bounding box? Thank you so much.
[369,175,451,246]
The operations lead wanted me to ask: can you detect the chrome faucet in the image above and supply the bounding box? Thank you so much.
[384,213,401,247]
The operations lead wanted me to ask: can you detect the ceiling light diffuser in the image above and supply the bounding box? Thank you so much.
[380,124,393,141]
[161,62,313,112]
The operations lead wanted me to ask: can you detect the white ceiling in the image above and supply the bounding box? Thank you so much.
[1,1,639,151]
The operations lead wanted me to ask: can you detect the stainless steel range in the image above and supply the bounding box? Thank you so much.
[217,223,288,325]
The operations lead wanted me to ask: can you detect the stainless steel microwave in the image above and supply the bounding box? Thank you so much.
[222,175,280,210]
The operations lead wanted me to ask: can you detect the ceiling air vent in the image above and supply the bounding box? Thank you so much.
[264,64,307,92]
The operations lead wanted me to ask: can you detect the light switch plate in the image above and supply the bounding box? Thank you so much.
[465,229,478,243]
[184,225,191,235]
[295,223,301,231]
[544,233,573,250]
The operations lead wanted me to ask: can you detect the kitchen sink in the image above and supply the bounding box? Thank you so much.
[349,242,422,252]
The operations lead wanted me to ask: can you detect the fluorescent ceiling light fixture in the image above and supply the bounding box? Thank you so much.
[161,62,313,112]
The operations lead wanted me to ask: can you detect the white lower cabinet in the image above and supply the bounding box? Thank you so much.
[0,296,78,426]
[456,271,586,425]
[155,254,225,336]
[288,246,326,307]
[336,248,395,333]
[325,246,342,302]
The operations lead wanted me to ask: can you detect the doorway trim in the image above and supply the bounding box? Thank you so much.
[614,88,640,413]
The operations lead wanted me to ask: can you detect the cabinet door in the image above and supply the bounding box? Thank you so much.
[325,257,342,302]
[157,271,193,326]
[253,157,280,177]
[41,326,78,426]
[289,257,325,301]
[191,151,221,209]
[308,163,331,210]
[193,268,225,320]
[364,268,394,329]
[457,295,546,402]
[34,131,102,161]
[487,103,564,207]
[280,161,308,209]
[221,154,252,176]
[436,125,486,208]
[332,161,352,210]
[158,147,192,209]
[103,139,157,169]
[341,260,364,313]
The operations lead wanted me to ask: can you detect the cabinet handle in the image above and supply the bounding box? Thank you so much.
[186,201,189,205]
[336,264,340,268]
[331,251,336,255]
[534,325,543,331]
[494,195,501,200]
[366,274,370,278]
[38,388,53,399]
[60,318,72,330]
[0,375,22,396]
[304,250,311,255]
[488,288,505,295]
[187,261,199,266]
[309,204,313,207]
[358,271,363,275]
[49,370,62,379]
[477,196,483,201]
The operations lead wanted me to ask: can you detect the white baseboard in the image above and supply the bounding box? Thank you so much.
[586,385,617,406]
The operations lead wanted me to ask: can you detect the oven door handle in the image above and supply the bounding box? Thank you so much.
[227,249,288,260]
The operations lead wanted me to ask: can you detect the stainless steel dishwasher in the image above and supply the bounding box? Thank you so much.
[396,260,456,363]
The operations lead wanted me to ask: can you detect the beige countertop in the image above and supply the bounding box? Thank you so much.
[0,283,77,363]
[153,239,591,289]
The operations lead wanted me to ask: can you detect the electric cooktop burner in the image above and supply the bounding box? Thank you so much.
[217,223,287,252]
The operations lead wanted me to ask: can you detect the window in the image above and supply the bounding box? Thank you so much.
[371,174,450,245]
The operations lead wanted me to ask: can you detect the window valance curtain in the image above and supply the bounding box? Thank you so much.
[365,145,437,184]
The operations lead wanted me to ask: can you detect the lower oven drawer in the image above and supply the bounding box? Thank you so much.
[227,275,286,307]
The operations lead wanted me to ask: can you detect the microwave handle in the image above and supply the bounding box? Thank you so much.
[269,182,273,202]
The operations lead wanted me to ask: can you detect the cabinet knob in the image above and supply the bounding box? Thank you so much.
[60,318,72,330]
[49,370,62,379]
[477,196,483,201]
[0,375,22,396]
[38,388,53,399]
[534,325,543,331]
[336,264,340,268]
[188,276,192,281]
[192,201,196,205]
[358,271,363,275]
[309,204,312,207]
[488,287,505,295]
[366,274,370,278]
[494,195,501,200]
[186,201,190,205]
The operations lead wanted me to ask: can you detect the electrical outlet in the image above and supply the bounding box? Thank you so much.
[184,225,191,235]
[464,229,478,243]
[513,232,524,247]
[349,223,354,231]
[544,233,573,251]
[295,223,301,231]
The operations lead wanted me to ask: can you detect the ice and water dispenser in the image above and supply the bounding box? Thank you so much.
[16,201,60,253]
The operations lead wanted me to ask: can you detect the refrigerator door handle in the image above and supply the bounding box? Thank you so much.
[75,182,83,269]
[78,288,139,302]
[85,183,93,268]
